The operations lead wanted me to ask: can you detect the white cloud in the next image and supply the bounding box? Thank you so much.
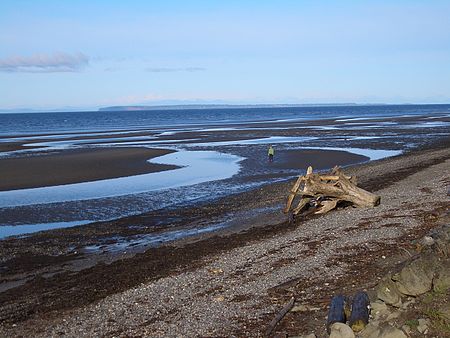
[0,52,89,73]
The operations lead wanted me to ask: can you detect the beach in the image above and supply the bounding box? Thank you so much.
[0,106,449,337]
[0,139,449,337]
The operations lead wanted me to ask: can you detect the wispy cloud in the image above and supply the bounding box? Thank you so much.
[0,52,89,73]
[146,67,206,73]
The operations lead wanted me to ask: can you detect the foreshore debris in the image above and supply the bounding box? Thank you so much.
[284,166,380,220]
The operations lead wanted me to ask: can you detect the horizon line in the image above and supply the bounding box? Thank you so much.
[1,101,450,114]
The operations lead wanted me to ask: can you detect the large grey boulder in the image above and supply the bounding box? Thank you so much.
[376,276,403,307]
[393,256,435,296]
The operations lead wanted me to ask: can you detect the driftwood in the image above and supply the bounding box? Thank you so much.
[264,297,295,337]
[285,166,380,217]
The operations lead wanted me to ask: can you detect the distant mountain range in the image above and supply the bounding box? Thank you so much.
[98,103,362,111]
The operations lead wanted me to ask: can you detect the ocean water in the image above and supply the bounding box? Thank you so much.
[1,104,449,136]
[1,104,449,238]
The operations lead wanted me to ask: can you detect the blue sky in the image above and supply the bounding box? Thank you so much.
[1,0,449,110]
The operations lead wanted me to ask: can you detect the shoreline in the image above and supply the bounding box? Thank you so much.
[0,142,449,335]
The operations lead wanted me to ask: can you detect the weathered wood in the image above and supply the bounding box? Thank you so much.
[285,166,379,218]
[326,295,347,333]
[284,175,304,213]
[348,291,370,332]
[315,199,339,214]
[292,197,311,215]
[303,169,379,208]
[264,297,295,338]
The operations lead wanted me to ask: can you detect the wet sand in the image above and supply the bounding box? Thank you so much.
[271,149,368,170]
[0,147,178,191]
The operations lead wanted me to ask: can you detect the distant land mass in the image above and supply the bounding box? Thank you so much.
[98,103,365,111]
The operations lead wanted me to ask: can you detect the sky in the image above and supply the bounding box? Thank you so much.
[1,0,450,111]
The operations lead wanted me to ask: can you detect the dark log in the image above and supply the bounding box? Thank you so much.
[348,291,370,332]
[326,295,347,333]
[264,297,295,338]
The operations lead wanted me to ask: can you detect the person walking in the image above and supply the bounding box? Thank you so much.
[268,145,274,162]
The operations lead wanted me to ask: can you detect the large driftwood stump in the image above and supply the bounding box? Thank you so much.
[285,166,380,217]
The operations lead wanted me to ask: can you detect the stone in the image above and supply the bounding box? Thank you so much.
[421,236,435,246]
[376,276,403,307]
[417,318,430,334]
[291,304,309,312]
[370,301,389,318]
[329,322,355,338]
[386,311,401,321]
[378,325,408,338]
[394,256,435,296]
[359,322,380,337]
[401,325,411,336]
[360,324,407,338]
[400,298,415,310]
[433,260,450,292]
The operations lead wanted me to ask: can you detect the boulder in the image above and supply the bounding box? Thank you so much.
[433,260,450,292]
[329,322,355,338]
[376,276,403,307]
[394,256,435,296]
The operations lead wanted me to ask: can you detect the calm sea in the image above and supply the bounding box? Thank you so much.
[1,104,449,136]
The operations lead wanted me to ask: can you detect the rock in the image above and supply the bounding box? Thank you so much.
[378,325,407,338]
[401,325,411,336]
[360,323,407,338]
[386,311,401,321]
[370,301,389,318]
[359,321,380,337]
[433,260,450,292]
[291,304,309,312]
[329,322,355,338]
[417,318,430,334]
[421,236,435,246]
[394,256,435,296]
[376,276,403,307]
[400,298,415,310]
